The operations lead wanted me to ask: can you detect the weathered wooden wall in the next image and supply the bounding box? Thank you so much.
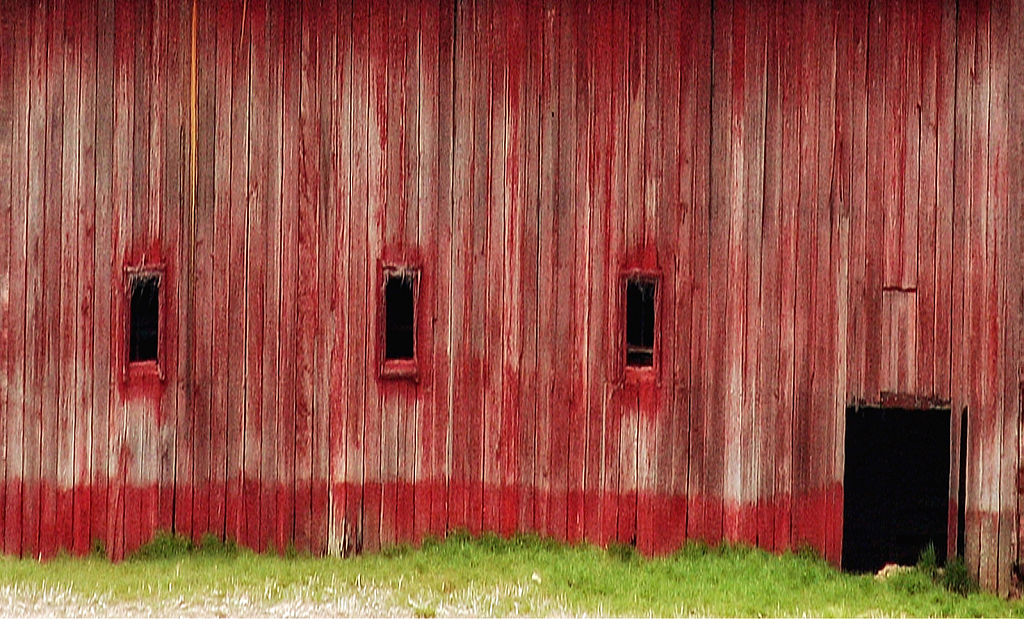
[0,0,1022,593]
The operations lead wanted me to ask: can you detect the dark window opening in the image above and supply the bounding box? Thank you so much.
[842,406,951,573]
[625,277,656,367]
[384,271,416,361]
[129,274,160,363]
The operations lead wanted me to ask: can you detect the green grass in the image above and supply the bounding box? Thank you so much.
[0,532,1020,617]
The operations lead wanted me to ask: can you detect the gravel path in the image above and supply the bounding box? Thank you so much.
[0,582,569,617]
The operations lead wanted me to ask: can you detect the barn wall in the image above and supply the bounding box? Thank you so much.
[0,0,1022,593]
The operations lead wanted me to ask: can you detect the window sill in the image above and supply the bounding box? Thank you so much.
[623,364,658,385]
[380,358,419,381]
[124,359,165,383]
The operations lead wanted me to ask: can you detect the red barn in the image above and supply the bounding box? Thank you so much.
[1,0,1023,594]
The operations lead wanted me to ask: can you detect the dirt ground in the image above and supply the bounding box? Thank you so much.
[0,583,561,617]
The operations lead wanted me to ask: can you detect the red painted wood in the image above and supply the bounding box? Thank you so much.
[191,0,217,546]
[154,0,178,540]
[0,0,1021,591]
[515,0,541,538]
[482,0,504,539]
[380,0,404,549]
[951,0,975,577]
[991,0,1015,594]
[0,0,10,557]
[56,0,81,557]
[248,0,272,551]
[934,0,956,403]
[312,0,333,556]
[295,0,322,552]
[226,0,252,546]
[3,0,25,559]
[344,0,369,553]
[755,0,780,551]
[1007,0,1024,588]
[91,0,114,551]
[685,0,712,547]
[38,0,65,560]
[277,0,300,553]
[415,0,441,545]
[0,0,14,559]
[328,0,351,554]
[208,0,231,545]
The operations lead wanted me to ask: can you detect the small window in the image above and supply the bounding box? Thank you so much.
[625,276,656,368]
[385,271,416,360]
[380,266,420,379]
[129,273,160,363]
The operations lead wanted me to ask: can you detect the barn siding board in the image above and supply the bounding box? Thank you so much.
[3,0,1024,592]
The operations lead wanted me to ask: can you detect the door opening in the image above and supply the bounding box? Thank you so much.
[842,406,951,573]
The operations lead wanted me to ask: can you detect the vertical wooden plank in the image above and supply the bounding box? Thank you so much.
[209,0,231,543]
[705,0,732,546]
[616,0,643,547]
[276,0,300,553]
[406,0,427,545]
[191,0,217,545]
[448,0,471,535]
[38,0,65,560]
[862,0,886,404]
[0,0,16,555]
[972,0,997,590]
[263,0,285,553]
[740,0,767,548]
[902,1,921,296]
[722,0,747,545]
[150,0,167,547]
[483,0,506,539]
[328,0,351,554]
[934,0,956,403]
[90,0,114,551]
[881,1,905,291]
[362,0,386,551]
[436,0,455,540]
[0,0,8,551]
[534,0,555,540]
[58,0,81,555]
[814,0,837,561]
[247,0,271,551]
[312,0,335,555]
[551,0,578,545]
[917,0,939,401]
[106,0,133,559]
[772,0,800,552]
[468,0,488,537]
[130,0,156,553]
[685,0,712,546]
[158,0,186,540]
[951,0,976,576]
[991,0,1015,593]
[344,0,368,553]
[226,0,252,545]
[636,0,659,553]
[565,0,588,546]
[380,0,402,549]
[1009,0,1024,579]
[414,0,441,544]
[295,0,322,552]
[584,0,612,546]
[23,0,45,558]
[755,0,780,551]
[516,0,541,537]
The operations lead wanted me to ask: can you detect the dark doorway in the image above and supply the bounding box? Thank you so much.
[842,406,951,573]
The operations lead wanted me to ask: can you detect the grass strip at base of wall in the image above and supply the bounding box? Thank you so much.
[0,532,1019,617]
